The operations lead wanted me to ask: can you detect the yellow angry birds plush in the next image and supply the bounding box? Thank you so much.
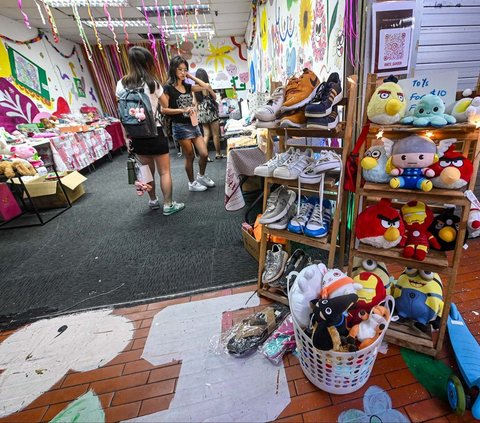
[393,268,444,331]
[367,75,407,125]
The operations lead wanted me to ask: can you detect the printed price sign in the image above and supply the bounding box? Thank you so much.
[398,71,458,114]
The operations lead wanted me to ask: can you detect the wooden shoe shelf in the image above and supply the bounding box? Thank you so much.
[256,75,358,306]
[347,73,480,357]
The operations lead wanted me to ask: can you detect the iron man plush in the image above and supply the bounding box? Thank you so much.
[399,201,441,261]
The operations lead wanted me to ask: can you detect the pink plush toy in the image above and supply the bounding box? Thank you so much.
[134,180,152,196]
[9,144,44,168]
[129,107,146,122]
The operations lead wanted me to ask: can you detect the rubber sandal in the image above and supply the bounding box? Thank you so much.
[226,303,290,357]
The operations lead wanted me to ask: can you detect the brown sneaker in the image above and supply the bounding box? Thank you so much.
[281,68,321,113]
[279,108,306,128]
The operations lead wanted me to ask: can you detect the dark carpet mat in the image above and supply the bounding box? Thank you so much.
[0,149,257,327]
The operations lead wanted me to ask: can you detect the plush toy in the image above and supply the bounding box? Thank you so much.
[288,263,327,328]
[309,294,358,351]
[429,207,464,251]
[320,268,362,299]
[129,107,146,122]
[400,94,456,128]
[39,116,58,129]
[393,268,443,331]
[0,158,36,178]
[383,135,438,192]
[348,257,391,327]
[468,206,480,238]
[361,144,390,183]
[399,201,440,260]
[4,143,44,168]
[367,75,406,124]
[429,144,473,189]
[134,180,153,196]
[346,304,390,351]
[356,198,404,249]
[451,89,480,125]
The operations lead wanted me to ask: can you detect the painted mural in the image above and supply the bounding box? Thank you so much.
[169,36,250,95]
[0,15,100,129]
[246,0,346,92]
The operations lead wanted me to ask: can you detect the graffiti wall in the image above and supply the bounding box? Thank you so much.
[169,36,250,97]
[246,0,345,93]
[0,14,100,130]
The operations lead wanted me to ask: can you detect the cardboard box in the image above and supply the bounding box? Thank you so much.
[21,171,87,209]
[242,226,260,261]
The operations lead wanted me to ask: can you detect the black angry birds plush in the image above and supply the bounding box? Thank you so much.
[309,294,358,351]
[428,208,464,251]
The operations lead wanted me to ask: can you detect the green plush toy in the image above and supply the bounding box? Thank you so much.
[401,95,456,128]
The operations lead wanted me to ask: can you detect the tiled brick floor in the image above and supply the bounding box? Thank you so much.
[1,241,480,422]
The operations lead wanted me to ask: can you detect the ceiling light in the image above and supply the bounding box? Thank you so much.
[44,0,129,6]
[138,4,210,17]
[82,18,146,28]
[165,24,214,36]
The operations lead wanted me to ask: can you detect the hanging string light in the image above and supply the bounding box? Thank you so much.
[87,0,103,50]
[119,6,130,45]
[72,1,93,61]
[141,0,158,61]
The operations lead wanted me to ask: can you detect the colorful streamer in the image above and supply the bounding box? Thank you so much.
[103,2,120,53]
[0,31,43,45]
[42,1,60,43]
[344,0,358,67]
[33,0,46,26]
[87,0,103,50]
[72,2,93,61]
[119,6,130,45]
[141,0,158,61]
[45,34,76,58]
[155,0,167,59]
[17,0,31,29]
[246,0,258,50]
[183,0,191,38]
[169,0,180,47]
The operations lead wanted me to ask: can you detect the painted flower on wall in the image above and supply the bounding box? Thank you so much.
[226,64,238,76]
[260,7,268,51]
[239,72,249,83]
[206,42,235,72]
[311,0,327,62]
[299,0,313,46]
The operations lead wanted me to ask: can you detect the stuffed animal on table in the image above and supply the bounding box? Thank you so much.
[383,135,438,192]
[346,304,390,351]
[393,268,444,332]
[399,201,440,261]
[309,293,358,351]
[0,158,36,178]
[428,207,464,251]
[367,75,407,124]
[361,144,390,183]
[451,89,480,124]
[6,144,44,168]
[356,198,405,249]
[429,144,473,189]
[320,268,362,300]
[348,258,391,327]
[400,95,456,128]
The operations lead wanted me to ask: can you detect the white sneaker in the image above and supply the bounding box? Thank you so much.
[197,174,215,188]
[299,150,341,184]
[254,147,295,177]
[273,148,314,180]
[189,180,208,191]
[255,87,284,122]
[149,197,160,210]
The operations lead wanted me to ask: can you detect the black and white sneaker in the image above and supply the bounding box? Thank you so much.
[305,73,342,118]
[306,106,339,130]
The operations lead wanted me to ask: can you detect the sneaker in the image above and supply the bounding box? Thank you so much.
[269,249,311,289]
[149,198,160,210]
[197,174,215,187]
[273,148,314,180]
[281,69,321,112]
[306,106,339,130]
[255,119,280,129]
[262,244,289,285]
[163,201,185,216]
[188,180,208,191]
[279,108,306,128]
[299,150,341,183]
[305,200,332,238]
[267,202,296,230]
[254,147,295,177]
[305,72,343,118]
[255,87,285,122]
[259,187,296,224]
[287,200,315,234]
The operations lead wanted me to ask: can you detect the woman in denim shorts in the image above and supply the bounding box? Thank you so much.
[160,56,215,192]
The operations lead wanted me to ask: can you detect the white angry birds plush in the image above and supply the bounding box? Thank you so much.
[367,75,407,125]
[451,89,480,125]
[361,144,390,183]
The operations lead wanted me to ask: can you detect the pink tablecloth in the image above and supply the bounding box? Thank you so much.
[105,122,127,151]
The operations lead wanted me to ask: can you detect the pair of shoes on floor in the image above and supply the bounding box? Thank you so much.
[305,72,342,129]
[262,244,289,286]
[267,249,312,291]
[287,199,332,238]
[148,198,185,215]
[189,174,216,192]
[259,185,296,225]
[216,153,227,159]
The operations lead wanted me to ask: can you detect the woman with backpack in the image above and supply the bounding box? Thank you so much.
[160,56,215,192]
[116,46,184,215]
[194,68,225,161]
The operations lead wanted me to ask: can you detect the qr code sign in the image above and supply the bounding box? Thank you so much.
[383,32,406,61]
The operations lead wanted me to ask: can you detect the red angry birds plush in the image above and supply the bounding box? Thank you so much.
[356,198,405,249]
[429,144,473,189]
[400,201,441,261]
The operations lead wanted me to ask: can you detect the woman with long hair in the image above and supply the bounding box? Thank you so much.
[116,46,184,215]
[194,68,225,160]
[160,56,215,192]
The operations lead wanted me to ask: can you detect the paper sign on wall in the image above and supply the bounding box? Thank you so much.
[398,71,458,114]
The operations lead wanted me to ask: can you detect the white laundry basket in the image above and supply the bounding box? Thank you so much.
[288,289,395,395]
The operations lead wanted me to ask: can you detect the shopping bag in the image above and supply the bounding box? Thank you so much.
[0,182,22,221]
[135,160,154,184]
[344,124,370,192]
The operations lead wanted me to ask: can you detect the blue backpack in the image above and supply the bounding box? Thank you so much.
[118,85,158,139]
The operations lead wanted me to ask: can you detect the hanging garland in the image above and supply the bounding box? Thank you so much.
[72,2,93,61]
[119,6,130,45]
[0,31,43,45]
[141,0,158,61]
[104,1,120,53]
[155,0,167,59]
[246,0,258,50]
[44,34,76,58]
[33,0,46,25]
[87,0,103,50]
[42,1,60,43]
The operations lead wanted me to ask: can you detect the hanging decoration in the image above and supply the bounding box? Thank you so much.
[72,2,93,61]
[174,6,182,44]
[42,2,60,43]
[246,0,258,50]
[168,0,180,47]
[76,49,85,72]
[344,0,358,67]
[141,0,158,61]
[17,0,31,29]
[119,6,130,45]
[33,0,46,26]
[0,31,43,45]
[44,35,76,58]
[183,0,191,39]
[87,0,103,50]
[155,0,167,60]
[104,2,120,53]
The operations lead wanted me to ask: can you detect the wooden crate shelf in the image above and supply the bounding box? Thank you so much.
[264,227,334,251]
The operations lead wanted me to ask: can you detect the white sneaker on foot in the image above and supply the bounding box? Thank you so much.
[197,174,215,187]
[163,201,185,216]
[189,180,207,191]
[149,198,160,210]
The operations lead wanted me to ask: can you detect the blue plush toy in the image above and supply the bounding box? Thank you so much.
[400,95,456,128]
